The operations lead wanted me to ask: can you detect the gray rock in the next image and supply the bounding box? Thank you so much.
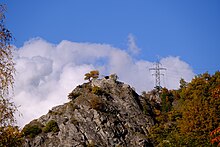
[23,77,154,147]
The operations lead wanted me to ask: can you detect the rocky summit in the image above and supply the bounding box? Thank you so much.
[23,75,155,147]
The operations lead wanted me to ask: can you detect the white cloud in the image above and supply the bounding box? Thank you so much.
[13,38,194,127]
[127,33,140,55]
[160,56,194,89]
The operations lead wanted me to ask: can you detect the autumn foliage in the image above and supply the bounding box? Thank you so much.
[0,126,23,146]
[210,126,220,146]
[148,71,220,146]
[0,4,23,146]
[84,70,99,82]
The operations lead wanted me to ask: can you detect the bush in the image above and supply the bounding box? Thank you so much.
[90,96,105,111]
[92,86,103,95]
[68,92,81,100]
[22,123,42,138]
[68,101,78,111]
[43,120,59,133]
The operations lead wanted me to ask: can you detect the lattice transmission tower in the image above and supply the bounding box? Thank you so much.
[149,61,166,89]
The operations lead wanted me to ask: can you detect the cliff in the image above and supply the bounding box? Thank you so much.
[23,76,155,147]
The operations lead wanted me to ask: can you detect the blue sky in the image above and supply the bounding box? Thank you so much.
[3,0,220,126]
[3,0,220,74]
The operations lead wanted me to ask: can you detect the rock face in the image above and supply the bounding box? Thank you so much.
[23,77,154,147]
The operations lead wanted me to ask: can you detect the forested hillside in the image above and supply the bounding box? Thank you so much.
[145,71,220,146]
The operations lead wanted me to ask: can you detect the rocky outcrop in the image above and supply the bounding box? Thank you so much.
[23,77,154,147]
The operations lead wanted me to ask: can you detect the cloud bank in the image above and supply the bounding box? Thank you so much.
[13,38,194,126]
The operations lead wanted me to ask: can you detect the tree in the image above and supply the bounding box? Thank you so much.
[149,72,220,146]
[84,70,99,82]
[0,3,16,127]
[176,72,220,146]
[161,88,173,113]
[0,4,22,146]
[0,126,23,146]
[179,78,187,89]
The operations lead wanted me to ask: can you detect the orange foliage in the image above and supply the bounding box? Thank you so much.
[210,127,220,146]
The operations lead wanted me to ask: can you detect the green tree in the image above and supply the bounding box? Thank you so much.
[161,88,173,113]
[179,78,187,89]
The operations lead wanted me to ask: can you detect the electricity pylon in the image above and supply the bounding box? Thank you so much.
[149,61,166,90]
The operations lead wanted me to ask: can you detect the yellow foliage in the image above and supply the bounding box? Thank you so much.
[0,4,16,128]
[149,72,220,146]
[0,126,23,146]
[84,70,99,82]
[0,5,21,146]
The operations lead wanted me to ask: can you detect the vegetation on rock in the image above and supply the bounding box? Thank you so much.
[84,70,99,82]
[90,96,105,111]
[22,121,43,138]
[43,120,59,133]
[92,86,104,95]
[23,74,155,146]
[68,92,81,100]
